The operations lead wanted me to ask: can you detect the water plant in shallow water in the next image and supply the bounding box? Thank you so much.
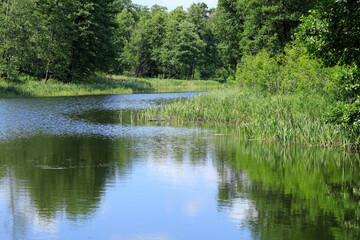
[141,88,360,149]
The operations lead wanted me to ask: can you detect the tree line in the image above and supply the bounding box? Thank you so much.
[0,0,215,81]
[1,0,358,81]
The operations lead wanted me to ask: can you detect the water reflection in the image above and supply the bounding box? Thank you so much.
[0,94,359,240]
[214,136,360,239]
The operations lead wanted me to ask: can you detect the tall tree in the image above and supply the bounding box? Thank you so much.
[237,0,316,56]
[147,5,168,77]
[24,0,75,82]
[297,0,360,67]
[214,0,244,79]
[67,0,117,80]
[122,15,153,77]
[159,7,187,78]
[0,0,33,80]
[297,0,360,131]
[187,2,217,79]
[216,0,316,57]
[112,8,136,74]
[176,20,205,79]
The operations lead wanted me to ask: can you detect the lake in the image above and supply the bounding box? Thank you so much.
[0,93,359,240]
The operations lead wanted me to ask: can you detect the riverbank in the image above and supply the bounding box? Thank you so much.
[0,75,222,97]
[141,88,360,149]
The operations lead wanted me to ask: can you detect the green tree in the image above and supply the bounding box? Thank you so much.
[214,0,244,80]
[159,7,187,78]
[0,0,35,80]
[297,0,360,67]
[67,0,117,80]
[148,6,168,77]
[297,0,360,131]
[187,3,217,79]
[25,0,75,82]
[176,20,205,79]
[112,8,136,74]
[0,0,118,82]
[122,15,154,77]
[238,0,316,56]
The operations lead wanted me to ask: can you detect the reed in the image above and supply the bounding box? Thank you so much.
[141,88,360,149]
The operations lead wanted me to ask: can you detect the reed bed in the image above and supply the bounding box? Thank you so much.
[141,88,360,149]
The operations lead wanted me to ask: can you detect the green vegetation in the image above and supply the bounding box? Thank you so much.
[141,40,359,149]
[140,0,360,149]
[142,88,359,149]
[0,0,359,145]
[0,75,221,97]
[215,138,360,239]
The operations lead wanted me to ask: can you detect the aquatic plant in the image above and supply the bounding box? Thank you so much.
[141,88,360,149]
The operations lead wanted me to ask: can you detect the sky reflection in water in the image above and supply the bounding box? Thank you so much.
[0,93,359,240]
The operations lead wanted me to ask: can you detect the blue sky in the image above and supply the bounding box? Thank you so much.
[132,0,218,11]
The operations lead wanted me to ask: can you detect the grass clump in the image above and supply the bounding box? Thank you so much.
[141,88,360,149]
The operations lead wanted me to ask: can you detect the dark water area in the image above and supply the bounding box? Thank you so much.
[0,93,359,240]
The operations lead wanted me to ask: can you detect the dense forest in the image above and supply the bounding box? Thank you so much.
[0,0,359,135]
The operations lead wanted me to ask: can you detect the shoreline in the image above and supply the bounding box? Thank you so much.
[0,75,222,98]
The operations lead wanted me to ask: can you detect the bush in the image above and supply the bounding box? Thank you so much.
[236,51,280,93]
[325,64,360,131]
[331,64,360,102]
[235,43,334,94]
[326,99,360,131]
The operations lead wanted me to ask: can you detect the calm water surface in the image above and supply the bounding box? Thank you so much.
[0,93,359,240]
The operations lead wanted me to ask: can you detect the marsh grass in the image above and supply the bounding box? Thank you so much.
[0,75,221,97]
[110,75,222,92]
[141,88,360,149]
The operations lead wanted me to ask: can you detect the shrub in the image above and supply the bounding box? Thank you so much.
[236,51,280,93]
[325,64,360,131]
[235,43,334,95]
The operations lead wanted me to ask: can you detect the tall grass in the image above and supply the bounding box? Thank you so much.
[110,75,222,92]
[0,75,222,97]
[141,88,360,149]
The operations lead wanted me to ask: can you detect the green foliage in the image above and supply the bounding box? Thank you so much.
[0,75,220,97]
[141,88,360,149]
[239,0,316,56]
[214,0,242,71]
[217,0,315,58]
[325,65,360,131]
[326,99,360,131]
[0,0,117,82]
[297,0,360,67]
[331,64,360,102]
[235,43,333,94]
[118,3,217,80]
[122,16,153,77]
[216,139,360,238]
[111,8,136,74]
[236,51,280,93]
[295,0,360,134]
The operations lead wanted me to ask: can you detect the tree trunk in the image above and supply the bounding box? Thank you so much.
[44,31,54,84]
[44,59,51,84]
